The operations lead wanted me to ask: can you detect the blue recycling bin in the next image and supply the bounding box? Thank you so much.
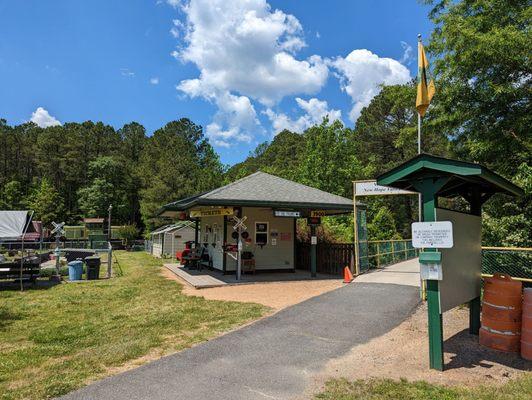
[68,260,84,281]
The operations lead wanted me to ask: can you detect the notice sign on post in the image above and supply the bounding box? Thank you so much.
[412,221,453,248]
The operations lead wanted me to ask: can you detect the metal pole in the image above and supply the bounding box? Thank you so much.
[417,33,423,223]
[107,205,113,241]
[310,224,317,277]
[237,225,242,281]
[353,191,360,275]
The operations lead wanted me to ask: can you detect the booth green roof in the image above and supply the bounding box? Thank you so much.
[159,171,355,216]
[377,154,524,199]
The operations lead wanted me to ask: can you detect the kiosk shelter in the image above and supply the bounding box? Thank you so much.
[159,172,360,277]
[377,154,524,371]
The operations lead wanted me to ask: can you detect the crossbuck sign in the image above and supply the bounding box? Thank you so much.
[232,216,247,231]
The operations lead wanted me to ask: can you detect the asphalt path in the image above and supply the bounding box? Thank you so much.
[60,280,419,400]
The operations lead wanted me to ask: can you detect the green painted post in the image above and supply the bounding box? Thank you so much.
[469,188,482,335]
[414,178,447,372]
[310,224,317,277]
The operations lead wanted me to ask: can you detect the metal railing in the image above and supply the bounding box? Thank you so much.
[481,247,532,283]
[361,239,419,269]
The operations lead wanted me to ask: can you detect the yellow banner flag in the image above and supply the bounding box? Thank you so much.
[416,41,435,117]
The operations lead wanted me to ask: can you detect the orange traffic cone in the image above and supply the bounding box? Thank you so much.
[343,266,354,283]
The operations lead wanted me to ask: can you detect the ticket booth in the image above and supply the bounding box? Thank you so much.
[158,171,356,279]
[377,154,524,371]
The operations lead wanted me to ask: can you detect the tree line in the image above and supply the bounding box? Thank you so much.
[0,0,529,246]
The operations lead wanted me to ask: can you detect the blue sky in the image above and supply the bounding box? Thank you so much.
[0,0,434,166]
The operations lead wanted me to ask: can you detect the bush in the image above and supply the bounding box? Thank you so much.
[117,224,139,247]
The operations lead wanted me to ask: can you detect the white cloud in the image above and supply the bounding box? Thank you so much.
[175,0,328,105]
[330,49,411,121]
[120,68,135,78]
[150,77,160,85]
[205,92,260,147]
[172,0,328,146]
[170,19,184,38]
[264,97,342,134]
[30,107,61,128]
[165,0,182,7]
[400,41,413,65]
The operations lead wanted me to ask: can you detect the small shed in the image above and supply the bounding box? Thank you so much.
[150,221,196,258]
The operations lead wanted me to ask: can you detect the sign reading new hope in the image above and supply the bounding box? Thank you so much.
[354,180,416,196]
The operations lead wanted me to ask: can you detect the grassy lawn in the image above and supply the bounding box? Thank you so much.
[315,376,532,400]
[0,251,266,400]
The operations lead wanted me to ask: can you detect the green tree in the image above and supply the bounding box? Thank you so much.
[225,130,307,182]
[367,206,400,241]
[299,119,360,198]
[77,156,129,221]
[138,119,223,230]
[426,0,531,246]
[26,178,65,226]
[0,180,25,210]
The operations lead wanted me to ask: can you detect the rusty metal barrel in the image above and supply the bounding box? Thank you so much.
[479,273,522,353]
[521,288,532,360]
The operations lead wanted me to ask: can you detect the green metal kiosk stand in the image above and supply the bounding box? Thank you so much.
[377,154,524,371]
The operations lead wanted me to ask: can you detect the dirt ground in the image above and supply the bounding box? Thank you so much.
[304,303,531,397]
[161,267,344,310]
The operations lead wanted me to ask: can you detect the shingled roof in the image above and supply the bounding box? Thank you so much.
[159,171,354,216]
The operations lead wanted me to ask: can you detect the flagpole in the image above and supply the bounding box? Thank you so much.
[417,34,422,222]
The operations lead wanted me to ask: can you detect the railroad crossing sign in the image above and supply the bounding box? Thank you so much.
[232,216,247,231]
[51,221,66,236]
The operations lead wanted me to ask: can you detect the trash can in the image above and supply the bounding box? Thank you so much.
[68,260,84,281]
[84,256,101,280]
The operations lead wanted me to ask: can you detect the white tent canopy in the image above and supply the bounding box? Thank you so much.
[0,211,31,239]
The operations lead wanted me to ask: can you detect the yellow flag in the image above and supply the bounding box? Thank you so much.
[416,41,435,117]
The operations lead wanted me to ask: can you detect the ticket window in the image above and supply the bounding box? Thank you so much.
[255,222,269,246]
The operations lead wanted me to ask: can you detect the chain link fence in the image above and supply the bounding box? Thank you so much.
[481,247,532,282]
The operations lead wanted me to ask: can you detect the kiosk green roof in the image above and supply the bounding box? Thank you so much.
[376,154,523,200]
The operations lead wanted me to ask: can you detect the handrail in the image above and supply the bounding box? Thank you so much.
[481,246,532,251]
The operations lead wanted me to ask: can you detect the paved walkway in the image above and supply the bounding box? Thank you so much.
[60,261,420,400]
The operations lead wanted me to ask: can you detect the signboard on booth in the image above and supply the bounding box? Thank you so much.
[412,221,453,248]
[190,208,234,218]
[274,210,301,218]
[354,180,416,196]
[310,210,327,217]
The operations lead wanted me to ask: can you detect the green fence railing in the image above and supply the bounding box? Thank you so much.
[481,247,532,282]
[361,239,419,269]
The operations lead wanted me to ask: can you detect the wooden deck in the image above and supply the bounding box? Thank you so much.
[164,264,227,289]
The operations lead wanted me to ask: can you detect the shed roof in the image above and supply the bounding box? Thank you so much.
[159,171,354,216]
[377,154,524,199]
[150,221,194,236]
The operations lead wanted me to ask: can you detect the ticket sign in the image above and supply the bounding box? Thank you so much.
[354,180,415,196]
[190,208,233,218]
[311,210,327,217]
[412,221,453,248]
[274,210,301,218]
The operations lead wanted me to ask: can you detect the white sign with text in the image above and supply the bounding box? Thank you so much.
[412,221,453,248]
[354,180,416,196]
